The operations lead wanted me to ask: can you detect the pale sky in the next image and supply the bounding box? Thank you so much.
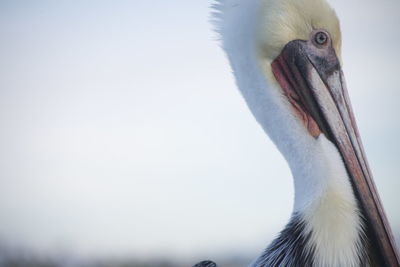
[0,0,399,263]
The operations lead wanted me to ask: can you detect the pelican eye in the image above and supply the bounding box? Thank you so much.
[314,31,329,46]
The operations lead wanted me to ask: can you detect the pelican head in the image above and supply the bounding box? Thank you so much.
[210,0,399,266]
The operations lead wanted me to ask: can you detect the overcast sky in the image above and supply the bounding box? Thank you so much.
[0,0,399,263]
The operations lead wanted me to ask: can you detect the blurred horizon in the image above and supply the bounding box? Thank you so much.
[0,0,399,265]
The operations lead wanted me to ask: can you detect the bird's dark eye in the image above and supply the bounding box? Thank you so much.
[314,31,329,46]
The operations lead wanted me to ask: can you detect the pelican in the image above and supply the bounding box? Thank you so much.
[194,0,399,266]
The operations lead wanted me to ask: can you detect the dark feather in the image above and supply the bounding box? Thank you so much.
[252,213,314,267]
[192,260,218,267]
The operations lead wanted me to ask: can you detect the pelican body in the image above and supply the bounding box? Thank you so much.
[195,0,399,266]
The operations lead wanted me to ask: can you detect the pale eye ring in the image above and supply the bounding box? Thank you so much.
[314,31,329,45]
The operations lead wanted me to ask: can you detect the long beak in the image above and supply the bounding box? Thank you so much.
[271,35,400,266]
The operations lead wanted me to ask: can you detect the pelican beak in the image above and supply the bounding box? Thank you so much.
[271,31,400,266]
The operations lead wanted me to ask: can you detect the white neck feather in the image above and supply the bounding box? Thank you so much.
[299,135,365,267]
